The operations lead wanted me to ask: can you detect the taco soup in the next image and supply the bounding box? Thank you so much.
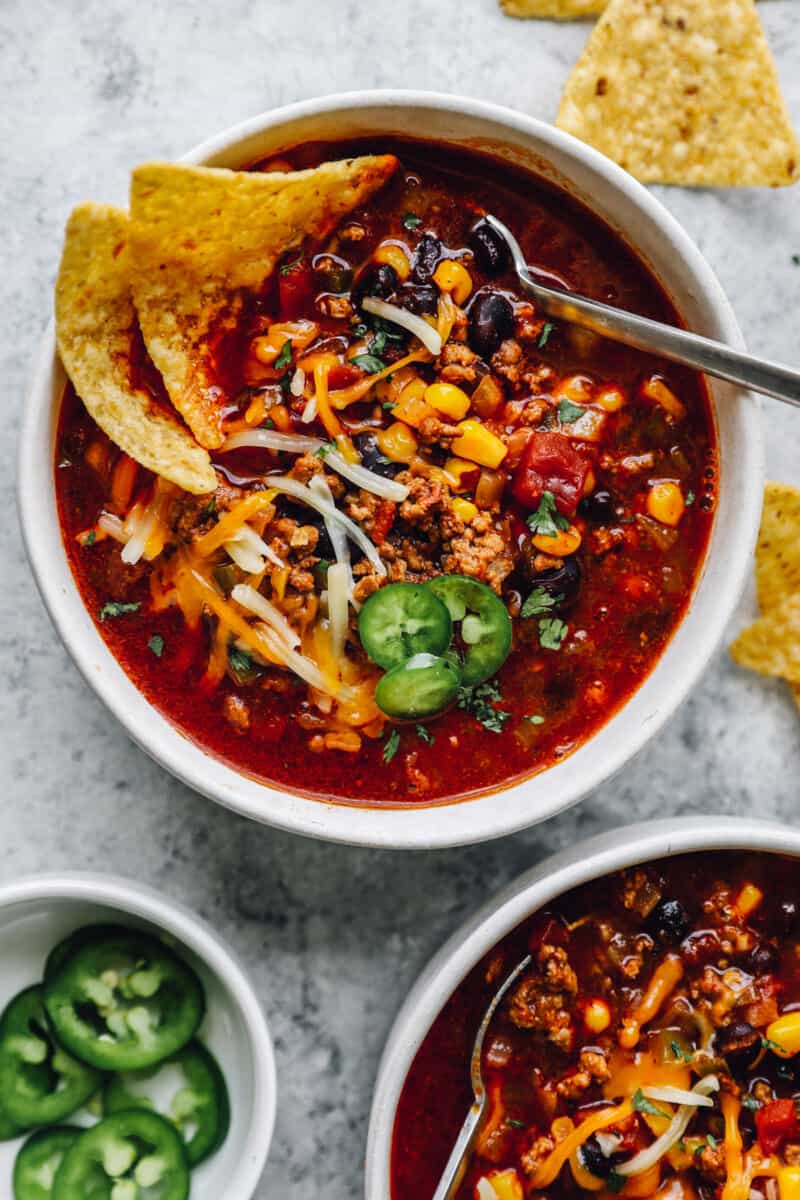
[53,139,716,806]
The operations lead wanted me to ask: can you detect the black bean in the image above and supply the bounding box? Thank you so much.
[354,432,400,479]
[351,263,398,310]
[716,1021,761,1074]
[469,218,510,277]
[397,281,439,316]
[413,233,442,283]
[580,489,615,524]
[468,290,514,360]
[279,502,334,559]
[580,1136,611,1179]
[747,942,778,974]
[646,898,690,944]
[522,552,581,606]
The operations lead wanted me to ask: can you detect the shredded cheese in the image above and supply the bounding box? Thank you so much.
[531,1101,633,1188]
[327,349,430,410]
[620,954,684,1049]
[722,1095,747,1200]
[193,491,277,557]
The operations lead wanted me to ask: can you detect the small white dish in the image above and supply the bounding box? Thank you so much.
[18,91,764,848]
[0,872,276,1200]
[365,815,800,1198]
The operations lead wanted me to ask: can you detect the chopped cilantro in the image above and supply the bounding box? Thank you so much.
[382,401,396,413]
[416,724,435,745]
[526,490,570,539]
[706,1134,718,1151]
[537,321,555,349]
[147,634,165,658]
[370,329,388,356]
[278,369,292,392]
[99,601,141,622]
[274,339,293,370]
[402,212,422,231]
[83,530,96,547]
[383,729,401,763]
[606,1171,627,1193]
[507,1118,527,1129]
[538,617,568,651]
[557,398,584,425]
[315,442,335,460]
[632,1089,670,1119]
[742,1095,761,1112]
[261,416,275,430]
[200,496,217,521]
[369,315,404,342]
[229,647,253,677]
[521,586,562,619]
[279,252,303,276]
[685,490,696,507]
[352,322,368,337]
[457,681,510,733]
[762,1036,785,1055]
[351,353,386,375]
[670,1040,693,1063]
[524,714,545,725]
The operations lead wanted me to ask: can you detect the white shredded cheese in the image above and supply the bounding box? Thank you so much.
[231,584,300,648]
[617,1076,720,1177]
[361,296,443,356]
[327,562,350,662]
[259,475,387,576]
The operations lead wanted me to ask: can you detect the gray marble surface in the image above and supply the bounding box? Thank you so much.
[2,1,800,1195]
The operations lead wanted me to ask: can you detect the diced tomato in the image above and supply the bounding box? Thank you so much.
[755,1098,800,1155]
[372,500,397,546]
[511,432,591,516]
[278,257,315,320]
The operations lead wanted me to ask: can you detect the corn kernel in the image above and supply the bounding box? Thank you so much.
[735,882,764,918]
[392,392,436,429]
[584,998,611,1034]
[765,1013,800,1059]
[642,375,687,420]
[270,405,291,432]
[646,481,685,527]
[451,420,508,469]
[376,421,418,464]
[554,374,594,404]
[374,242,411,281]
[779,1168,800,1200]
[397,376,428,404]
[425,381,471,421]
[483,1169,525,1200]
[452,497,478,524]
[433,259,473,304]
[595,385,626,413]
[532,525,582,557]
[443,457,477,491]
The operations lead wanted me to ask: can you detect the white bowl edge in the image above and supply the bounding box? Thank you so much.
[365,814,800,1198]
[17,91,764,849]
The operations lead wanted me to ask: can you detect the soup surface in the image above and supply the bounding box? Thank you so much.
[55,139,715,806]
[392,852,800,1199]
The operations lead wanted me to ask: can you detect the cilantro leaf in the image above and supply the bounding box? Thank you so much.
[261,416,275,430]
[457,681,510,733]
[351,353,386,375]
[507,1118,527,1129]
[416,724,435,745]
[524,714,545,725]
[83,530,96,547]
[274,339,293,370]
[762,1036,785,1054]
[742,1095,761,1112]
[537,321,555,349]
[706,1134,718,1151]
[200,496,217,521]
[538,617,568,651]
[229,647,252,676]
[670,1040,693,1063]
[526,491,570,539]
[558,398,584,425]
[383,729,401,763]
[99,601,141,622]
[279,253,303,276]
[632,1088,670,1119]
[315,441,335,460]
[606,1171,627,1193]
[521,587,562,619]
[685,490,696,507]
[402,212,422,231]
[147,634,165,658]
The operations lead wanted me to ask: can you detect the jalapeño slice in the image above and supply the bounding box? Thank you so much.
[52,1111,189,1200]
[358,583,452,669]
[13,1127,80,1200]
[426,574,512,686]
[375,653,461,720]
[44,924,130,985]
[43,931,205,1073]
[104,1039,230,1166]
[0,987,102,1128]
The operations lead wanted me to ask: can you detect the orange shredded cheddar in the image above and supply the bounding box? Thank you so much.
[531,1101,633,1189]
[721,1094,746,1200]
[193,492,276,557]
[313,362,343,439]
[328,349,431,410]
[620,954,684,1049]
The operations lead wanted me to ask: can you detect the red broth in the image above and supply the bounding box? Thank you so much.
[54,139,715,807]
[391,851,800,1198]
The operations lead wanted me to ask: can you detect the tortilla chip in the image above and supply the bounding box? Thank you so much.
[755,482,800,613]
[55,203,217,496]
[500,0,604,16]
[129,155,398,449]
[555,0,800,187]
[731,593,800,683]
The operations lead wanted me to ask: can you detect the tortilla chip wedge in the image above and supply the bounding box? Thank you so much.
[55,203,216,496]
[731,593,800,684]
[129,155,398,450]
[755,482,800,614]
[501,0,604,16]
[555,0,799,187]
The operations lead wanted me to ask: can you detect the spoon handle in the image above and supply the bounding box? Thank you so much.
[521,268,800,406]
[432,1101,486,1200]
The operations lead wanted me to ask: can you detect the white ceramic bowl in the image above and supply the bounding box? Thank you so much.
[18,91,763,848]
[365,815,800,1198]
[0,872,276,1199]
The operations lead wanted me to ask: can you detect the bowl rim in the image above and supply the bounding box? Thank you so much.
[0,870,276,1199]
[365,814,800,1198]
[17,89,764,848]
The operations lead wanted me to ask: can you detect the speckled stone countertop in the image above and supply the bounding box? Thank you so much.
[2,2,800,1194]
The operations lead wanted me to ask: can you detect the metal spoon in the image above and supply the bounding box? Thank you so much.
[433,953,532,1200]
[484,214,800,407]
